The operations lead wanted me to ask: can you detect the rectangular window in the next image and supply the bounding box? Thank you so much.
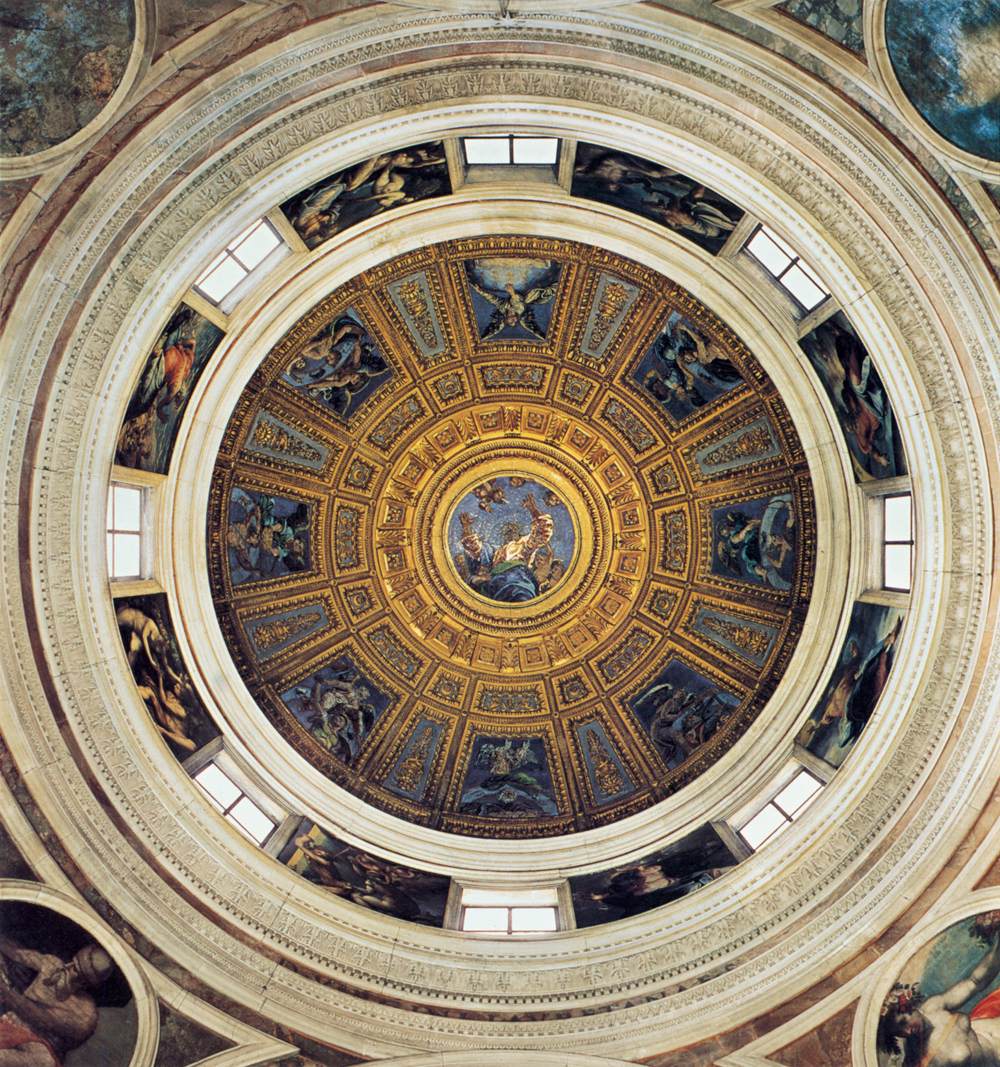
[883,492,914,591]
[193,217,282,305]
[744,224,830,312]
[462,135,560,167]
[107,484,144,579]
[459,886,560,935]
[738,768,822,851]
[194,762,276,845]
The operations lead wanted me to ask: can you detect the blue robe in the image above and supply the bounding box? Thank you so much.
[465,545,539,602]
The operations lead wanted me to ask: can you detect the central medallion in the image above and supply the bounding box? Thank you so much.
[447,471,577,605]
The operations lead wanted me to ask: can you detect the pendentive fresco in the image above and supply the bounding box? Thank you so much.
[0,902,136,1066]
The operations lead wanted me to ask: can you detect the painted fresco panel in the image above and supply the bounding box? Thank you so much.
[280,142,450,249]
[115,305,224,473]
[799,310,906,481]
[711,492,797,591]
[570,824,738,927]
[627,659,741,770]
[0,901,137,1064]
[634,310,745,423]
[280,819,450,925]
[226,487,312,585]
[885,0,1000,161]
[115,593,219,758]
[877,911,1000,1065]
[281,307,392,420]
[464,258,561,341]
[798,601,905,767]
[571,142,744,254]
[458,736,559,818]
[1,0,134,156]
[280,656,393,765]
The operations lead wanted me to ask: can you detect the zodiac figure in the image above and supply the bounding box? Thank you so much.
[284,313,389,416]
[459,739,559,818]
[643,318,742,414]
[642,680,734,767]
[458,492,556,602]
[226,490,309,582]
[288,663,376,764]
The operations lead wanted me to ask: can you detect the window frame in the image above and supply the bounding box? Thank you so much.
[192,216,284,308]
[743,223,830,313]
[882,491,914,592]
[736,766,824,852]
[460,904,559,935]
[449,882,569,935]
[193,761,277,846]
[461,134,561,169]
[106,482,146,581]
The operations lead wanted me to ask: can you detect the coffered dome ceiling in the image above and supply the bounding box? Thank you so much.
[208,236,815,835]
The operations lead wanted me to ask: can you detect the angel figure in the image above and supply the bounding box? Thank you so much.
[471,479,507,512]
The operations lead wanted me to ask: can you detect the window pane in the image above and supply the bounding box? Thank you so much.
[884,544,912,590]
[884,495,912,541]
[195,764,241,810]
[462,907,509,932]
[774,770,822,818]
[511,907,557,932]
[112,533,141,578]
[463,137,510,164]
[196,255,246,303]
[462,887,558,907]
[512,137,559,164]
[758,224,797,258]
[231,220,280,271]
[746,230,791,275]
[106,492,114,528]
[228,796,275,844]
[781,264,827,309]
[113,485,142,531]
[740,803,788,849]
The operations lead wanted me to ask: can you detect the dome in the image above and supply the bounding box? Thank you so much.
[204,234,815,835]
